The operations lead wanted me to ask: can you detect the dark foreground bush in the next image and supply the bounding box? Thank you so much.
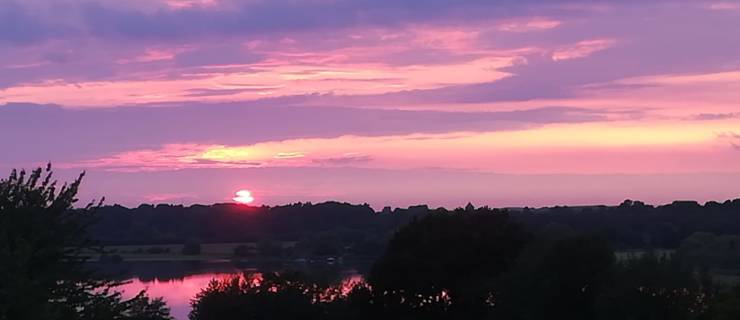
[190,272,325,320]
[0,165,171,320]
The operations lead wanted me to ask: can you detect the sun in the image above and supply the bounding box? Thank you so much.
[233,189,255,204]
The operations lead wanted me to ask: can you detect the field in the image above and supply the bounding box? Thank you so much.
[83,242,297,262]
[614,249,675,261]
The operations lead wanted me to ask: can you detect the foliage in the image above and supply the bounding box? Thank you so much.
[368,208,530,318]
[596,251,707,320]
[189,272,325,320]
[678,232,740,269]
[493,234,615,320]
[703,285,740,320]
[0,165,171,320]
[87,198,740,261]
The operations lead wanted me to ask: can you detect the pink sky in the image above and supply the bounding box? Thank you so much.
[1,0,740,208]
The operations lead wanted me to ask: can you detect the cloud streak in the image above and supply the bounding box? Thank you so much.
[1,102,631,164]
[57,117,740,175]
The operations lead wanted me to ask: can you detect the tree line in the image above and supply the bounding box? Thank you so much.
[87,197,740,255]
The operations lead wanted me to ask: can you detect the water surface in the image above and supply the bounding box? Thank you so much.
[101,261,365,320]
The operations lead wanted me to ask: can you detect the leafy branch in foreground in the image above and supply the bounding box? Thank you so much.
[0,164,171,320]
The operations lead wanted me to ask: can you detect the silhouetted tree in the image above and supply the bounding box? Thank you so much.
[595,250,707,320]
[190,272,324,320]
[493,234,615,320]
[703,285,740,320]
[369,209,530,318]
[0,165,171,320]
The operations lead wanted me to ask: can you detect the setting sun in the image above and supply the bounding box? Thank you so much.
[233,190,254,204]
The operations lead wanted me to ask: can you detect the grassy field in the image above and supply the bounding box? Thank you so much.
[614,249,676,261]
[91,247,683,263]
[614,250,740,286]
[84,242,297,262]
[86,245,740,287]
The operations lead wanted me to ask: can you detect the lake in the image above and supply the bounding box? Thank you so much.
[96,260,367,320]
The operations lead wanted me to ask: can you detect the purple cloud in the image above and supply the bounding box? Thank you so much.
[312,153,374,166]
[691,113,739,121]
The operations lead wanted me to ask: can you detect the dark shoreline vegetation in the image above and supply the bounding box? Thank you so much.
[4,167,740,319]
[93,199,740,247]
[89,198,740,261]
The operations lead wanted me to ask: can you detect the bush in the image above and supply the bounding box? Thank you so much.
[190,272,326,320]
[0,165,171,319]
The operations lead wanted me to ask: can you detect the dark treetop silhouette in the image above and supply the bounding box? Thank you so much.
[0,165,171,320]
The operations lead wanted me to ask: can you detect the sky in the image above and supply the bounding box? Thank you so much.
[2,0,740,209]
